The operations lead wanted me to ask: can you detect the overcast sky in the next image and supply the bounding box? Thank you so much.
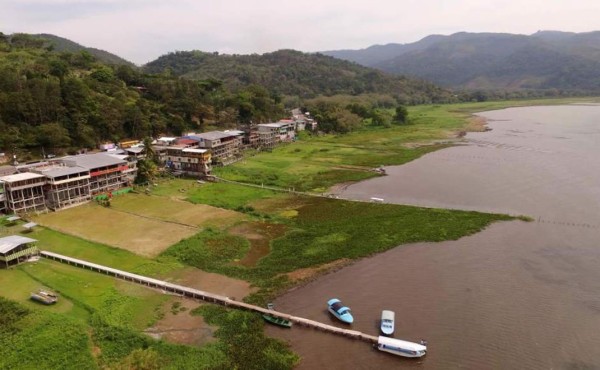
[2,0,599,65]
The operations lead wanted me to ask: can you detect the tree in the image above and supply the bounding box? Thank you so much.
[135,158,157,185]
[142,137,157,164]
[370,109,392,127]
[394,106,408,124]
[36,123,71,149]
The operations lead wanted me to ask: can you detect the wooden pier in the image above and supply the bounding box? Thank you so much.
[40,251,379,344]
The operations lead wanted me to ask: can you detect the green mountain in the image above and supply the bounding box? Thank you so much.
[323,31,600,91]
[143,49,452,103]
[0,33,285,154]
[35,33,136,66]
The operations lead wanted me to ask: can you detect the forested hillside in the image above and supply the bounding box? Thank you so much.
[0,33,285,156]
[323,31,600,92]
[35,33,135,67]
[143,49,452,103]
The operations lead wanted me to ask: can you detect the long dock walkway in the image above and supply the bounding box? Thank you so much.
[40,251,379,344]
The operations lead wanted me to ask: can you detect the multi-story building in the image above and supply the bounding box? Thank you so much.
[59,153,129,195]
[0,182,6,214]
[186,131,243,165]
[241,129,260,148]
[257,122,295,145]
[165,147,211,177]
[35,165,91,211]
[256,129,278,149]
[0,172,47,214]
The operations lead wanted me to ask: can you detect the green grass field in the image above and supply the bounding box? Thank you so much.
[110,193,247,228]
[32,203,198,257]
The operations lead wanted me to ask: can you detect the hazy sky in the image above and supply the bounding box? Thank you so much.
[2,0,599,64]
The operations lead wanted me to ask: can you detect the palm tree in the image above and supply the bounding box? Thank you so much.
[142,137,157,164]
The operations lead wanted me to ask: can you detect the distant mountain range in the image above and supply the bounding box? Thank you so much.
[323,31,600,91]
[143,49,450,101]
[35,33,135,66]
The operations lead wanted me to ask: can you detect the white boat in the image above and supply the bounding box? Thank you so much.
[380,310,395,335]
[377,336,427,358]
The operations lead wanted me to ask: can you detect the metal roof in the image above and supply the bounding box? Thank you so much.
[182,148,208,154]
[0,235,37,254]
[61,153,126,169]
[194,131,236,141]
[258,122,287,128]
[176,138,199,145]
[0,172,45,183]
[40,166,89,178]
[126,147,145,154]
[105,154,129,161]
[223,130,245,136]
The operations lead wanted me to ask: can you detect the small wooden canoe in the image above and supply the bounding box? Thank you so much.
[262,314,293,328]
[262,303,292,328]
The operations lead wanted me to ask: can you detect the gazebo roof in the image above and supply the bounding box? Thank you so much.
[0,235,37,254]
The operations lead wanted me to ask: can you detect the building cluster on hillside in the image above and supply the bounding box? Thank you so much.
[0,113,316,215]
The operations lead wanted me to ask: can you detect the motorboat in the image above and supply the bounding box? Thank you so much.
[380,310,395,335]
[327,298,353,324]
[377,336,427,358]
[262,303,292,328]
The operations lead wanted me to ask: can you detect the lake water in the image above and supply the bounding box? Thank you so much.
[268,105,600,369]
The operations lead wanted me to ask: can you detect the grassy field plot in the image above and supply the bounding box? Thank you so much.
[33,203,197,257]
[110,193,246,229]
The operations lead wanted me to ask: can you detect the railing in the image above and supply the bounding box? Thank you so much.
[40,251,379,344]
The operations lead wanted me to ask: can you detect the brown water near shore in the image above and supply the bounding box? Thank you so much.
[268,105,600,369]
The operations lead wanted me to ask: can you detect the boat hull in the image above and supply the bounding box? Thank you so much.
[378,345,426,358]
[262,314,292,328]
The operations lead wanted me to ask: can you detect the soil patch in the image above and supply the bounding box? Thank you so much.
[145,299,216,346]
[228,222,288,267]
[285,259,352,282]
[250,195,307,214]
[464,115,489,132]
[166,267,255,300]
[327,181,356,195]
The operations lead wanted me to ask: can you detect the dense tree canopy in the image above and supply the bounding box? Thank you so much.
[0,34,284,156]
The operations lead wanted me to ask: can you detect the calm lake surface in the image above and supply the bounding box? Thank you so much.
[268,105,600,369]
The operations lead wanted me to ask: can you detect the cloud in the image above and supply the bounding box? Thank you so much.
[1,0,599,64]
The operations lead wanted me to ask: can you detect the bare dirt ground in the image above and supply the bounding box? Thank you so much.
[285,258,352,282]
[464,115,489,132]
[166,267,255,300]
[145,298,216,346]
[228,222,287,267]
[146,266,256,346]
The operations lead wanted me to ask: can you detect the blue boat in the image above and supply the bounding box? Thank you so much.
[327,298,354,324]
